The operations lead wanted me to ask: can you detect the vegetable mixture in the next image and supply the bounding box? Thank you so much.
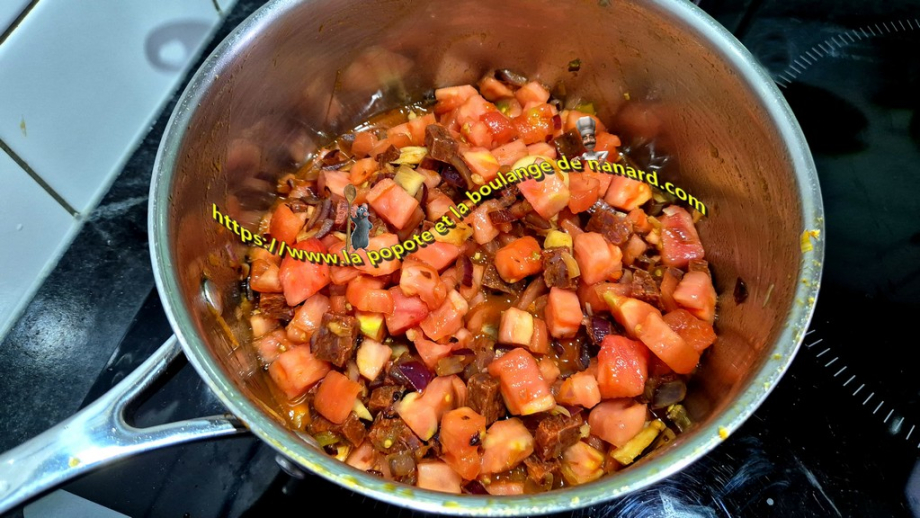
[245,70,717,495]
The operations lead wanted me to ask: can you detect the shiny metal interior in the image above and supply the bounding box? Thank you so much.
[149,0,824,514]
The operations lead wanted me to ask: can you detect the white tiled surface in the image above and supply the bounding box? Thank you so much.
[0,149,77,338]
[0,0,30,36]
[0,0,222,214]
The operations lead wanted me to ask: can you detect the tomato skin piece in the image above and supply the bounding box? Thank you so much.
[545,287,583,339]
[556,370,602,408]
[487,348,555,415]
[314,371,363,424]
[268,346,331,400]
[279,239,332,306]
[480,417,535,474]
[481,111,518,145]
[672,271,717,323]
[417,461,463,494]
[440,407,487,480]
[588,399,647,448]
[597,335,649,398]
[400,259,448,310]
[494,236,543,283]
[659,206,705,268]
[270,203,305,245]
[385,287,429,335]
[663,309,717,352]
[635,311,700,374]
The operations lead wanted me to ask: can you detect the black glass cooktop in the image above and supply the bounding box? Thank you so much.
[3,0,920,516]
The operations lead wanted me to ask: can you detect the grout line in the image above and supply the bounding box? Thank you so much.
[0,138,79,217]
[0,0,41,47]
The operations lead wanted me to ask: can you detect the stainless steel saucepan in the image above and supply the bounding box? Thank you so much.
[0,0,824,514]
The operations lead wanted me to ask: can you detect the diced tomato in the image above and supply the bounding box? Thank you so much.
[349,157,377,185]
[425,189,457,222]
[597,335,649,398]
[604,294,660,337]
[627,208,652,233]
[512,104,554,145]
[417,461,463,494]
[494,236,543,283]
[347,275,394,314]
[410,241,461,271]
[279,239,331,306]
[322,170,351,198]
[385,287,429,335]
[574,232,622,285]
[545,287,583,339]
[488,348,555,415]
[622,234,648,266]
[414,334,454,371]
[480,418,535,474]
[250,258,283,293]
[664,309,717,352]
[366,178,421,230]
[462,121,493,148]
[518,168,570,220]
[491,140,528,167]
[468,200,501,245]
[268,346,331,399]
[672,271,717,323]
[462,149,500,182]
[604,175,652,211]
[440,407,486,480]
[557,370,602,409]
[354,233,402,277]
[529,317,551,355]
[286,293,330,343]
[420,290,470,341]
[514,81,551,106]
[479,76,514,101]
[456,94,497,126]
[397,376,462,440]
[351,131,378,158]
[567,172,600,214]
[485,482,525,495]
[329,294,347,314]
[561,441,606,485]
[499,307,535,346]
[538,356,561,385]
[327,240,362,285]
[270,203,306,245]
[659,267,683,312]
[594,131,620,155]
[635,311,700,374]
[345,441,377,471]
[407,113,436,146]
[578,281,628,314]
[314,371,362,424]
[251,314,278,339]
[527,142,557,159]
[480,111,518,145]
[356,338,392,380]
[659,206,705,268]
[387,121,412,141]
[254,329,288,364]
[588,399,647,448]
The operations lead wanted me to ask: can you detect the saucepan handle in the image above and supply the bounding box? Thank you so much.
[0,335,247,514]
